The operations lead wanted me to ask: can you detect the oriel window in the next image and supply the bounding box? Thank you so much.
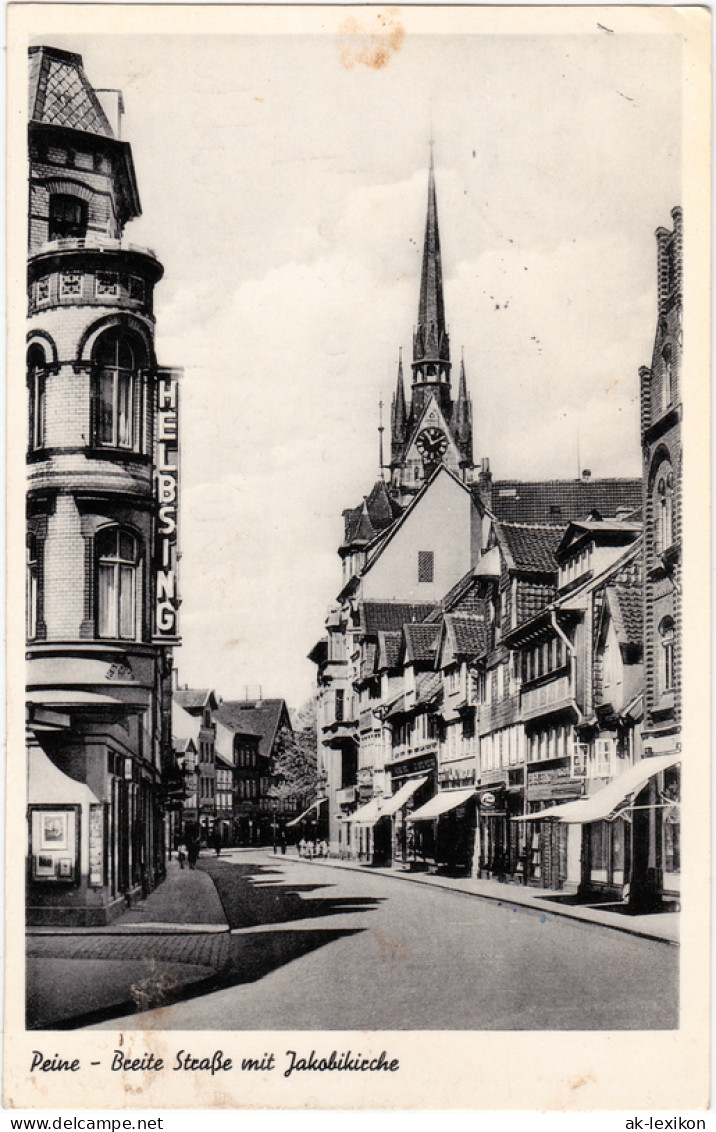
[96,526,140,640]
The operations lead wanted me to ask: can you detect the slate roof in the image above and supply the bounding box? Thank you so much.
[403,622,441,664]
[172,737,194,754]
[497,522,563,574]
[447,614,489,658]
[480,479,642,525]
[29,46,115,137]
[425,567,476,621]
[214,700,290,761]
[360,601,436,634]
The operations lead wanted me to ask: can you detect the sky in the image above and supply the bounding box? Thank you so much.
[43,19,682,710]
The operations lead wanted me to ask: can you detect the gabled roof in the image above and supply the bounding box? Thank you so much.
[378,631,402,670]
[448,614,489,659]
[360,601,436,634]
[362,464,477,575]
[556,517,641,561]
[403,622,441,665]
[425,566,478,621]
[359,641,379,681]
[174,688,218,714]
[495,522,563,574]
[172,736,196,755]
[29,46,115,137]
[341,480,403,549]
[606,585,643,649]
[415,671,442,707]
[214,699,290,761]
[480,478,642,525]
[215,750,235,770]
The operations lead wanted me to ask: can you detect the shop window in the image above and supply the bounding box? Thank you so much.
[27,346,46,451]
[92,330,146,451]
[96,525,140,640]
[48,193,87,241]
[653,460,674,554]
[660,617,675,692]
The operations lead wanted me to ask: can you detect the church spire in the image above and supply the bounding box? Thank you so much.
[391,348,408,449]
[452,350,473,464]
[413,147,450,372]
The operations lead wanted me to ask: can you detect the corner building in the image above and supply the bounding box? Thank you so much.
[26,47,182,925]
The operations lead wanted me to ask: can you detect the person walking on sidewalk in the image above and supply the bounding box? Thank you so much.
[177,842,187,869]
[187,837,200,870]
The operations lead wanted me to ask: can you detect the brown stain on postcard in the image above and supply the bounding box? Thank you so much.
[337,11,405,71]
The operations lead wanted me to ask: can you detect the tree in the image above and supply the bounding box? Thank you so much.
[270,697,325,804]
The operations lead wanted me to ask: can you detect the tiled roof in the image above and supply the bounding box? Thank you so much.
[416,671,442,706]
[361,601,436,634]
[480,479,642,525]
[425,568,476,621]
[497,522,563,573]
[214,700,289,761]
[378,631,402,670]
[360,641,379,680]
[29,46,115,137]
[215,750,235,770]
[448,614,489,658]
[404,622,441,664]
[174,689,214,711]
[609,585,643,648]
[341,480,403,548]
[172,737,194,754]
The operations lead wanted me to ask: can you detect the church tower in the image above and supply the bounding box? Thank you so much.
[390,153,474,502]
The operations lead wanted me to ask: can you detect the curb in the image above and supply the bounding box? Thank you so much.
[257,851,680,947]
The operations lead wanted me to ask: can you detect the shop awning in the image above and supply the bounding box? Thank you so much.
[379,776,428,817]
[408,787,476,822]
[343,797,384,825]
[512,753,681,824]
[286,797,327,828]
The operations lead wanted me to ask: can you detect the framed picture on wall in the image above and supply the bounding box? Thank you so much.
[39,812,68,851]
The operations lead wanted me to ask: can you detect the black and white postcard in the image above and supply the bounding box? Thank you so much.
[5,3,711,1114]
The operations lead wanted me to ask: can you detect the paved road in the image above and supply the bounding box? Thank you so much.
[92,850,678,1031]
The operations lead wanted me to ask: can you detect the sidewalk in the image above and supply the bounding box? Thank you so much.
[253,848,680,946]
[26,857,230,1029]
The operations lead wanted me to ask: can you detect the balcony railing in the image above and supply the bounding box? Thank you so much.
[35,235,158,259]
[521,674,573,719]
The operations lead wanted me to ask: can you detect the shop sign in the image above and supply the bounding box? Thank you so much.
[528,762,572,787]
[438,766,476,788]
[154,370,181,643]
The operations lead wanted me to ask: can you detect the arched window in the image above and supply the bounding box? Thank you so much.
[654,460,674,554]
[92,330,145,450]
[48,193,88,241]
[96,526,140,640]
[661,345,673,413]
[659,616,675,693]
[27,345,46,451]
[26,534,40,640]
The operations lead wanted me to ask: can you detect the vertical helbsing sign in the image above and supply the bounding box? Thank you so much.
[154,369,181,642]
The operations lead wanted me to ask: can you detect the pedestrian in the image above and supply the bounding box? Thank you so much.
[211,828,222,857]
[177,842,187,870]
[306,839,315,860]
[298,837,306,858]
[187,838,199,870]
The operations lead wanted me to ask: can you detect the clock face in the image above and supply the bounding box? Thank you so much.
[416,426,448,461]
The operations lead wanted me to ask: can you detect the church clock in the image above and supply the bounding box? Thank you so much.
[416,426,448,461]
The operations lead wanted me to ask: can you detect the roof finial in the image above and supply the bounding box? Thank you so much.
[378,397,385,481]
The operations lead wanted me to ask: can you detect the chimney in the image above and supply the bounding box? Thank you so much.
[581,469,591,482]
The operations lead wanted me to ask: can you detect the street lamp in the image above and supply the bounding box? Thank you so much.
[271,798,279,855]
